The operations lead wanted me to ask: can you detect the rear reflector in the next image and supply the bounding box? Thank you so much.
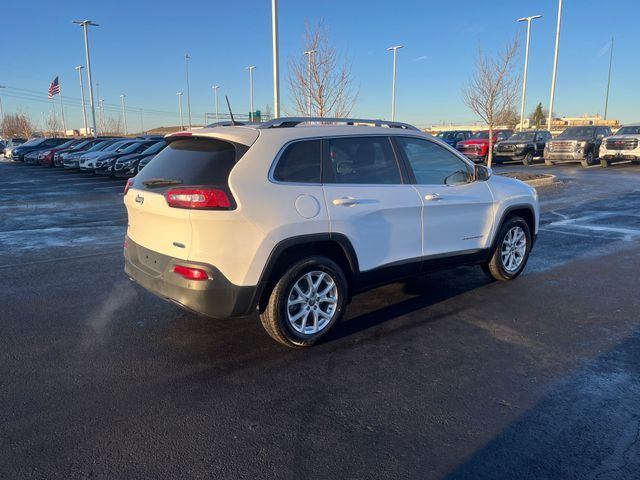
[164,188,231,209]
[124,178,134,195]
[173,265,209,281]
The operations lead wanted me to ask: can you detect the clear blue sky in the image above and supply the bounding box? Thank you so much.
[2,0,638,131]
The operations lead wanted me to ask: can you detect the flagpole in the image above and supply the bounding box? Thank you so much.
[50,97,57,136]
[58,76,67,136]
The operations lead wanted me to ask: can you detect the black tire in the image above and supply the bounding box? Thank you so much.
[600,157,610,168]
[260,256,348,348]
[481,215,532,281]
[581,150,595,167]
[522,151,533,166]
[544,158,553,166]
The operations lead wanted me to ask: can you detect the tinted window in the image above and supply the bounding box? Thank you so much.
[325,136,401,184]
[497,131,512,141]
[273,140,321,183]
[398,137,472,186]
[617,126,640,135]
[134,137,237,190]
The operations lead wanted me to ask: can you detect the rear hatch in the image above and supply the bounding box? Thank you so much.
[124,134,251,261]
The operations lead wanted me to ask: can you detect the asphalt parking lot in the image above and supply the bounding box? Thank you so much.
[1,159,640,479]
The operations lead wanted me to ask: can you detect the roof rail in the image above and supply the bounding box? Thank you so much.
[257,117,420,131]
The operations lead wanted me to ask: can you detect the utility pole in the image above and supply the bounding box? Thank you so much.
[547,0,563,132]
[604,36,614,120]
[246,66,256,121]
[176,92,184,130]
[73,20,99,137]
[139,108,144,134]
[184,53,192,129]
[517,15,542,132]
[0,85,5,138]
[120,94,127,135]
[303,50,316,116]
[272,0,280,118]
[212,85,220,122]
[387,45,403,121]
[75,66,89,136]
[58,76,67,135]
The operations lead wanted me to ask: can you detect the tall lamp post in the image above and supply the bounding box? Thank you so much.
[246,66,256,121]
[547,0,563,132]
[604,36,614,120]
[303,50,316,116]
[72,20,99,137]
[0,85,5,136]
[176,92,184,130]
[387,45,403,121]
[212,85,220,122]
[120,94,127,135]
[517,15,542,131]
[184,53,192,129]
[74,66,89,136]
[272,0,280,118]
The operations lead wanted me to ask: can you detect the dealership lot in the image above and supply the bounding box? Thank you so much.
[1,160,640,478]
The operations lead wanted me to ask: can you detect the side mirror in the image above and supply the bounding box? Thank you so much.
[475,164,491,181]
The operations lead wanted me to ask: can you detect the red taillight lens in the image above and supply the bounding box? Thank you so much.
[124,178,134,195]
[173,265,209,281]
[164,188,231,209]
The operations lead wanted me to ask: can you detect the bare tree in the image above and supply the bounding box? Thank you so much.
[463,37,520,167]
[287,21,358,118]
[46,113,62,137]
[1,109,34,139]
[102,116,124,136]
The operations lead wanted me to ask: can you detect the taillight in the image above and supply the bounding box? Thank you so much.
[173,265,209,281]
[164,188,231,210]
[124,178,134,195]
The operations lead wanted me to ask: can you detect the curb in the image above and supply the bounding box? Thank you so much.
[523,174,557,188]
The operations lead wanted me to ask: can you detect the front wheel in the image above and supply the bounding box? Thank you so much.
[260,256,348,348]
[600,157,610,168]
[482,216,532,281]
[522,151,533,166]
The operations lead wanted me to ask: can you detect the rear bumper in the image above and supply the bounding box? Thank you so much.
[124,236,257,318]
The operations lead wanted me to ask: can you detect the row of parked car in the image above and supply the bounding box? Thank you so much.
[3,135,167,177]
[436,123,640,168]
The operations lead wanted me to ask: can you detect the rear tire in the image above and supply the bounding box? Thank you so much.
[260,256,348,348]
[482,216,532,281]
[522,151,533,166]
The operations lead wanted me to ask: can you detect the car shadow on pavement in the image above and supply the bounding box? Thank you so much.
[445,329,640,479]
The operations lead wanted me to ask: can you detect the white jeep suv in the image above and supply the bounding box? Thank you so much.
[124,118,539,348]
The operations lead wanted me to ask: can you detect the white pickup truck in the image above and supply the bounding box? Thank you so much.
[600,124,640,167]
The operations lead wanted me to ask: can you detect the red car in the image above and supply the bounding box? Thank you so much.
[456,129,514,163]
[37,139,82,167]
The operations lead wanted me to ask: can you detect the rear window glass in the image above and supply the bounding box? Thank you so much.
[134,137,237,189]
[273,140,321,183]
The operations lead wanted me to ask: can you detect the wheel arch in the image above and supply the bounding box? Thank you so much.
[254,233,359,312]
[491,204,537,251]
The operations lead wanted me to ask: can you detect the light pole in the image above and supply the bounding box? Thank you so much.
[212,85,220,122]
[184,53,192,129]
[272,0,280,118]
[0,85,5,136]
[176,92,184,130]
[75,66,89,136]
[246,66,256,121]
[303,50,316,116]
[387,45,403,121]
[547,0,563,132]
[120,94,127,135]
[517,15,542,132]
[73,20,99,137]
[604,36,614,120]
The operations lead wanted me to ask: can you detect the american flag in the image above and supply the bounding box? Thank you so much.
[48,76,60,99]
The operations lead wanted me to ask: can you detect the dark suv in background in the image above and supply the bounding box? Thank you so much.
[494,130,552,165]
[11,138,69,162]
[544,126,611,167]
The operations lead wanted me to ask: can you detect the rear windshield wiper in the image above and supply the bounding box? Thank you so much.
[141,178,184,188]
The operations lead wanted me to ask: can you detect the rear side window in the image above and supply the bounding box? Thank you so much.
[273,140,321,183]
[324,136,401,184]
[134,137,237,189]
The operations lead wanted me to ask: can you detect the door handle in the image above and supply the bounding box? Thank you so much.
[332,197,360,207]
[424,193,442,201]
